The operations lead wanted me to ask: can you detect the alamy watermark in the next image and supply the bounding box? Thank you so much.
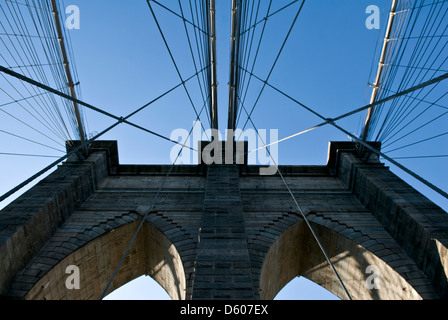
[365,5,380,30]
[65,265,80,290]
[365,265,381,289]
[65,5,80,30]
[170,121,278,175]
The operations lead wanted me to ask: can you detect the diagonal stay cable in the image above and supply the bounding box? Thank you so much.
[240,67,448,199]
[0,116,125,203]
[236,0,272,128]
[0,152,60,158]
[382,101,448,150]
[0,128,64,152]
[241,66,448,128]
[371,1,448,142]
[146,0,210,139]
[380,86,448,111]
[0,64,204,150]
[189,0,212,112]
[4,0,75,141]
[384,131,448,153]
[237,95,352,300]
[177,0,211,129]
[241,66,448,148]
[239,0,301,36]
[0,65,207,203]
[235,0,261,114]
[148,0,209,36]
[0,92,65,147]
[238,0,306,136]
[392,154,448,160]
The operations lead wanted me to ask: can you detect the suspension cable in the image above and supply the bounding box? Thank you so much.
[239,67,448,199]
[0,65,211,203]
[238,0,306,135]
[0,64,204,150]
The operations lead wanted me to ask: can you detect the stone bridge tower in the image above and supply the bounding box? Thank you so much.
[0,140,447,300]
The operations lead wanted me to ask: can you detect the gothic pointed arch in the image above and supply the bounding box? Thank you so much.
[13,219,186,300]
[260,220,432,300]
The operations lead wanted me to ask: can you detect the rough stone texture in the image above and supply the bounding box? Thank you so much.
[0,140,447,300]
[0,142,111,296]
[192,165,254,299]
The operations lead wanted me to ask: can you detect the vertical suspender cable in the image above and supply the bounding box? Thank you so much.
[209,0,218,130]
[362,0,398,141]
[50,0,86,144]
[232,0,243,131]
[228,0,239,131]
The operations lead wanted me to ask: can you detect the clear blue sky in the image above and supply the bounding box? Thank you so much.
[1,0,447,300]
